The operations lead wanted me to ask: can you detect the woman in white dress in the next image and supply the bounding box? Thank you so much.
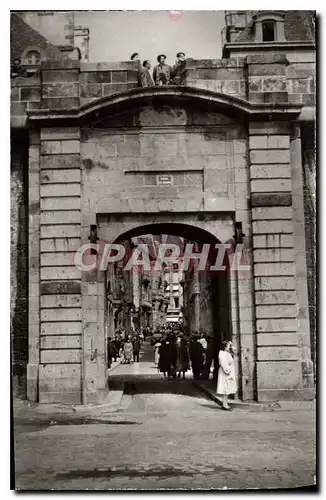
[216,340,236,411]
[154,339,162,371]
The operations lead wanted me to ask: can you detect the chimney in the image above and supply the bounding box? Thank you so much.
[73,26,90,62]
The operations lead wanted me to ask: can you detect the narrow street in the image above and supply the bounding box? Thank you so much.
[13,341,316,490]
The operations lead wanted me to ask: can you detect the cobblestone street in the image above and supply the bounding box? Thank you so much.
[14,342,316,491]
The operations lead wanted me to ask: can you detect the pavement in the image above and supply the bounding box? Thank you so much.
[13,341,317,491]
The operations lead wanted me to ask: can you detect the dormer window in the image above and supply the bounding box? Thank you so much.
[262,21,276,42]
[253,11,286,43]
[25,50,41,65]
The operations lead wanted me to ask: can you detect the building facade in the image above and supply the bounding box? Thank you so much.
[10,11,316,403]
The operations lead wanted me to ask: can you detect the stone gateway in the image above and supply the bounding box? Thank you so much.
[10,10,316,404]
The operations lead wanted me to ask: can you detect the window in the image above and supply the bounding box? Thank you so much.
[262,21,276,42]
[174,297,179,309]
[25,50,41,65]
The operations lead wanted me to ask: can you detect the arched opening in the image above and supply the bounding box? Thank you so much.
[104,222,233,388]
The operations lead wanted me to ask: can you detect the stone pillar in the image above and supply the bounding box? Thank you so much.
[249,120,314,401]
[27,130,41,402]
[246,53,288,104]
[41,59,80,110]
[73,26,90,62]
[290,123,314,390]
[193,268,200,332]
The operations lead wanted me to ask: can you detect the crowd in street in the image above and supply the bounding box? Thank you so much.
[107,323,236,410]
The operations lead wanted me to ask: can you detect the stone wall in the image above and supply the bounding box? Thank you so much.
[80,106,246,216]
[11,131,29,398]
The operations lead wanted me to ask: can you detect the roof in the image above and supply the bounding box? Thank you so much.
[234,10,315,43]
[10,12,63,61]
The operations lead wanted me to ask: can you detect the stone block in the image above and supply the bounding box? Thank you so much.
[257,388,315,402]
[250,150,290,164]
[257,333,298,346]
[41,335,81,349]
[39,364,81,404]
[253,248,294,263]
[248,63,286,76]
[41,294,81,308]
[80,84,102,98]
[42,83,79,98]
[40,266,81,281]
[257,346,299,361]
[102,83,130,96]
[255,290,296,305]
[40,307,81,322]
[249,122,290,136]
[42,97,79,109]
[11,101,27,115]
[41,154,80,170]
[251,207,292,220]
[246,53,288,65]
[11,86,20,101]
[20,87,41,101]
[251,193,292,207]
[290,78,310,93]
[40,252,76,266]
[26,363,38,402]
[41,141,59,155]
[256,318,298,333]
[256,361,302,389]
[250,92,288,104]
[302,93,315,106]
[111,71,128,82]
[262,77,287,92]
[248,77,262,92]
[42,70,79,82]
[249,135,290,150]
[41,197,81,211]
[255,304,297,319]
[254,276,296,291]
[41,128,80,141]
[40,210,80,225]
[81,282,98,295]
[40,184,80,197]
[41,321,82,335]
[251,179,292,193]
[40,280,81,295]
[40,224,80,238]
[40,238,81,253]
[252,220,293,234]
[250,165,291,179]
[254,262,295,277]
[40,347,81,363]
[82,295,99,309]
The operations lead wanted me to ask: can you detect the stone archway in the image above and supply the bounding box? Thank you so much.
[82,216,247,403]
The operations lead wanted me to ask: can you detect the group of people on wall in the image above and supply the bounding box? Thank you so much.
[130,52,187,87]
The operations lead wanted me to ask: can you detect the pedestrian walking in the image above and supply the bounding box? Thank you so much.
[216,341,236,411]
[176,337,190,379]
[154,338,162,370]
[123,337,133,364]
[107,337,114,369]
[158,339,171,378]
[201,335,214,380]
[168,335,178,379]
[189,334,204,380]
[132,336,141,363]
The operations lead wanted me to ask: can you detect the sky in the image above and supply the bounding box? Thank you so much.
[74,10,225,64]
